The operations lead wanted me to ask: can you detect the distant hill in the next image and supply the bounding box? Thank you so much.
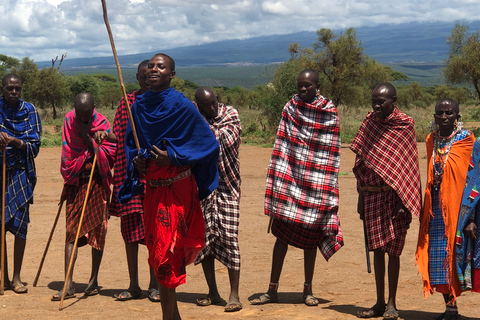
[44,20,480,87]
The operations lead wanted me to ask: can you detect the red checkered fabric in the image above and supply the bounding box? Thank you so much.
[271,208,342,257]
[110,91,145,217]
[354,164,411,256]
[351,107,422,217]
[64,169,108,251]
[265,93,343,261]
[120,211,145,244]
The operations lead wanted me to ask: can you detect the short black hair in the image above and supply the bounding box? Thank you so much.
[138,59,150,72]
[436,98,460,114]
[152,53,175,71]
[2,73,21,87]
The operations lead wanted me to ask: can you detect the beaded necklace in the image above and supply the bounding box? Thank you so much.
[432,129,458,187]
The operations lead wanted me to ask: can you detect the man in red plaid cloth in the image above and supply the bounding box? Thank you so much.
[351,83,422,320]
[194,87,242,312]
[250,69,343,307]
[52,92,116,301]
[105,60,160,302]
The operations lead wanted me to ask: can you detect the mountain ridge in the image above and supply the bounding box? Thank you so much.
[37,20,480,70]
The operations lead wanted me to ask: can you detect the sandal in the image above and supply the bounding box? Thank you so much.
[303,294,319,306]
[148,288,161,302]
[249,293,279,305]
[52,288,76,301]
[12,282,28,294]
[225,302,243,312]
[196,295,224,306]
[383,306,399,320]
[357,303,386,318]
[114,290,142,301]
[84,285,100,296]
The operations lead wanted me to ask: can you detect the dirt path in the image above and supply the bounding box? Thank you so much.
[1,144,479,320]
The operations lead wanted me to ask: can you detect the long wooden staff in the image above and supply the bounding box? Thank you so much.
[0,150,6,295]
[101,0,140,151]
[363,219,371,273]
[33,199,65,287]
[59,151,98,310]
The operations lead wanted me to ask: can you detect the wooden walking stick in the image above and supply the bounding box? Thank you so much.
[59,151,98,310]
[101,0,140,151]
[33,199,65,287]
[1,150,6,295]
[363,218,372,274]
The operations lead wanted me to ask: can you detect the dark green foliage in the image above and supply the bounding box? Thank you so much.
[444,23,480,101]
[67,74,100,102]
[0,54,20,79]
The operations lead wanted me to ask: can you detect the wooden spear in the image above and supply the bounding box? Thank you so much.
[0,150,6,295]
[101,0,140,151]
[59,152,98,310]
[33,199,65,287]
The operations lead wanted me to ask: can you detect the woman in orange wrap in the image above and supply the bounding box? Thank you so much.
[416,98,475,320]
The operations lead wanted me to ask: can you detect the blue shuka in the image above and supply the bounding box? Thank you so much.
[456,137,480,291]
[0,97,42,239]
[118,87,219,203]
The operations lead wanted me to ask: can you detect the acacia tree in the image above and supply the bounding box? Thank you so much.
[444,23,480,101]
[31,68,70,119]
[302,28,395,108]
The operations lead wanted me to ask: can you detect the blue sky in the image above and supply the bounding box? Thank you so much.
[1,0,479,62]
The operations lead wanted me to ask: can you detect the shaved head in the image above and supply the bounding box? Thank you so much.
[373,83,397,99]
[195,86,218,119]
[195,86,215,101]
[297,69,319,84]
[74,92,95,123]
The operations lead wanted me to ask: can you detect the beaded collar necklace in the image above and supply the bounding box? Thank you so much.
[432,128,458,186]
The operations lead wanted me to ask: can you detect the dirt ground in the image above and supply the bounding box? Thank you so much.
[1,143,479,320]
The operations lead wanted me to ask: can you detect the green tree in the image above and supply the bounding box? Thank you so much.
[92,73,118,83]
[31,68,70,119]
[0,54,20,78]
[98,81,122,109]
[14,57,39,103]
[302,28,400,108]
[444,23,480,101]
[287,43,300,60]
[67,74,99,102]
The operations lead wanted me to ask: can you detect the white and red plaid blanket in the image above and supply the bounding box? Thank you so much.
[265,94,341,229]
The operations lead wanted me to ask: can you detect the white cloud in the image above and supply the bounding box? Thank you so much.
[0,0,479,62]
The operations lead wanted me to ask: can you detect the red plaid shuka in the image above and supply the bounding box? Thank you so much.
[110,91,145,217]
[265,93,343,261]
[61,110,116,250]
[351,107,422,254]
[61,109,116,199]
[195,104,242,270]
[64,167,108,251]
[351,106,422,217]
